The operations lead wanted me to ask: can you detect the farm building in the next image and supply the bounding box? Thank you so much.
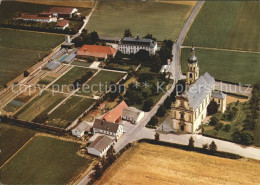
[102,101,128,123]
[99,35,121,44]
[87,135,114,157]
[122,107,144,124]
[118,35,157,55]
[76,45,117,61]
[18,13,56,23]
[93,119,124,139]
[71,121,92,137]
[44,60,61,71]
[48,7,78,18]
[55,20,69,30]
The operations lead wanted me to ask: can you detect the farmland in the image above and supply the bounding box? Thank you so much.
[96,143,260,185]
[181,48,260,85]
[0,28,64,87]
[87,0,195,41]
[50,66,97,93]
[183,1,260,52]
[46,96,94,128]
[0,123,36,167]
[0,135,93,184]
[76,70,126,96]
[15,90,66,122]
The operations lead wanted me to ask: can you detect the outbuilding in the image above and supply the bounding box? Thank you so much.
[87,135,114,157]
[71,121,92,137]
[122,107,144,124]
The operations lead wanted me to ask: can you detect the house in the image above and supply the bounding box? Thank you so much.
[93,119,124,139]
[171,48,226,133]
[18,14,56,23]
[55,20,69,30]
[102,101,128,123]
[122,107,144,124]
[87,135,114,157]
[48,7,78,18]
[118,35,158,55]
[71,121,92,137]
[76,45,117,61]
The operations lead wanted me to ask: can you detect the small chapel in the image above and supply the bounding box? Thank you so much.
[171,47,226,133]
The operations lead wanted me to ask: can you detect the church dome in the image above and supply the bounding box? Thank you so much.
[188,47,197,63]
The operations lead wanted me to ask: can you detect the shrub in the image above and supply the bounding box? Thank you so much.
[223,124,231,132]
[209,141,217,153]
[148,116,159,126]
[214,122,223,131]
[188,136,194,149]
[209,117,219,126]
[142,99,154,112]
[156,105,166,117]
[207,100,218,115]
[202,143,208,150]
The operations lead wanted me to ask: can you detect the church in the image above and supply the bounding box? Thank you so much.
[171,47,226,133]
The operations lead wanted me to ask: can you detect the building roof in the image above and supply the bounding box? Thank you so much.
[119,37,157,48]
[99,35,122,42]
[51,48,66,60]
[88,135,113,152]
[122,107,143,122]
[183,72,215,110]
[73,121,91,133]
[20,14,51,20]
[48,7,75,14]
[45,60,61,70]
[77,45,117,58]
[212,91,226,99]
[93,119,120,133]
[56,20,69,27]
[188,47,198,63]
[102,101,128,123]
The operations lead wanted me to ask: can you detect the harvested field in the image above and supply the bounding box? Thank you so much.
[0,135,93,184]
[226,95,248,105]
[96,143,260,185]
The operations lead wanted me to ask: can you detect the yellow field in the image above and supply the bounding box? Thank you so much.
[16,0,94,8]
[158,0,197,6]
[96,143,260,185]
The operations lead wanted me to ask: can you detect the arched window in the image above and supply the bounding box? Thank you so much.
[189,73,193,78]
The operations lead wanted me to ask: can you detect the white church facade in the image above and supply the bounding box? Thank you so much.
[171,48,226,134]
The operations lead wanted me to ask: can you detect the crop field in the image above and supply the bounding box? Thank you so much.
[0,135,93,184]
[45,96,94,128]
[15,90,66,122]
[181,48,260,85]
[0,28,64,88]
[0,123,36,167]
[184,1,260,52]
[76,70,126,96]
[96,143,260,185]
[50,66,97,93]
[87,0,195,41]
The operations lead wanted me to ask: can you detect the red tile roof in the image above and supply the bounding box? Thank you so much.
[102,101,128,123]
[56,20,69,27]
[49,7,75,14]
[77,45,117,59]
[20,14,51,20]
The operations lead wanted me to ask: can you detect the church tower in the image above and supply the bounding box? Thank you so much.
[186,47,199,85]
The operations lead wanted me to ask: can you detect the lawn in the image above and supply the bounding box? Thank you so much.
[181,48,260,85]
[45,96,94,128]
[87,0,195,41]
[96,143,260,184]
[0,136,93,184]
[15,90,66,122]
[71,60,93,67]
[0,123,36,167]
[76,70,126,96]
[50,66,97,93]
[0,28,64,88]
[183,1,260,52]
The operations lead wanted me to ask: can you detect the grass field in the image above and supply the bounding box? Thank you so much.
[15,90,66,122]
[87,0,195,41]
[0,135,93,184]
[0,28,64,87]
[96,143,260,185]
[183,1,260,52]
[50,66,97,93]
[76,70,126,96]
[181,48,260,85]
[0,123,36,167]
[45,96,94,128]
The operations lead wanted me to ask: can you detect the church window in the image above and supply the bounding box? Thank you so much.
[189,73,193,78]
[180,113,185,120]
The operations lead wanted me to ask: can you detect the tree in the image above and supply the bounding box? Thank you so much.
[214,122,223,131]
[223,124,231,132]
[209,141,217,153]
[24,70,30,77]
[156,105,166,117]
[124,28,132,37]
[142,99,154,112]
[154,132,160,141]
[148,116,158,126]
[144,33,157,41]
[202,143,208,150]
[209,117,219,126]
[188,136,194,149]
[207,100,218,115]
[90,31,99,43]
[106,145,116,165]
[164,96,172,109]
[93,163,102,180]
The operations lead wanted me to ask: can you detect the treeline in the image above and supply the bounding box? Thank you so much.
[73,71,94,89]
[72,30,99,46]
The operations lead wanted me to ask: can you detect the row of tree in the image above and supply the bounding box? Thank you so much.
[73,71,94,89]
